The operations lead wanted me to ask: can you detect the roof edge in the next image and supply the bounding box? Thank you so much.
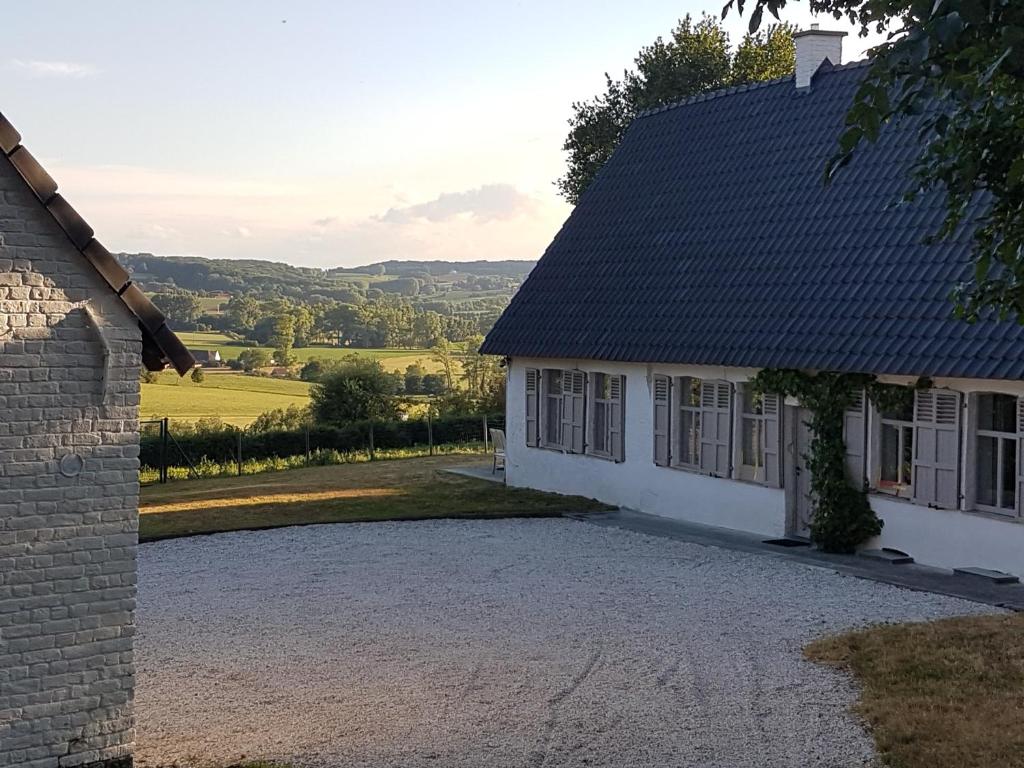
[634,58,871,121]
[0,110,194,376]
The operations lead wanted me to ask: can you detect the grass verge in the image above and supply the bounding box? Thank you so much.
[139,454,611,542]
[805,613,1024,768]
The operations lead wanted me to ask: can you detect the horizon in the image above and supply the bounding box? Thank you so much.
[4,1,884,269]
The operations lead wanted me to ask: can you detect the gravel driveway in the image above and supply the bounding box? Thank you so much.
[136,519,992,768]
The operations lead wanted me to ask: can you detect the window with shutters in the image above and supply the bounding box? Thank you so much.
[871,388,962,508]
[540,368,586,454]
[588,372,625,461]
[737,385,781,486]
[972,393,1017,515]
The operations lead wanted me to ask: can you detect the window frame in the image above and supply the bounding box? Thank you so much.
[541,369,565,450]
[539,368,586,454]
[587,372,622,460]
[874,410,915,500]
[735,384,781,487]
[968,392,1019,517]
[672,376,703,471]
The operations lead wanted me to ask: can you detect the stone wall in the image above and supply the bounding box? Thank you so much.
[0,153,141,767]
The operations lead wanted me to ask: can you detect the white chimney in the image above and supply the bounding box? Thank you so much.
[793,24,847,89]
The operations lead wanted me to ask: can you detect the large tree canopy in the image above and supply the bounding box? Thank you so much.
[557,15,796,205]
[726,0,1024,321]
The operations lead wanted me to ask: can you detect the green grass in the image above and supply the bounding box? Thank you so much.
[141,372,312,427]
[139,454,610,541]
[176,331,444,372]
[806,614,1024,768]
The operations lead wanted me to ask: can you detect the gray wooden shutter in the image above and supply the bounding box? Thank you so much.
[843,390,867,488]
[525,368,539,447]
[653,375,671,466]
[912,389,961,509]
[762,393,782,488]
[609,374,625,462]
[700,381,732,477]
[1018,397,1024,517]
[569,371,586,454]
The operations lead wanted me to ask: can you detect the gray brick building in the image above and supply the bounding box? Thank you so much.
[0,111,192,768]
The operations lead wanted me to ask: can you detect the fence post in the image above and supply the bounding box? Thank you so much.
[160,417,169,484]
[368,421,375,461]
[427,412,434,456]
[237,431,243,477]
[305,426,311,465]
[483,414,489,451]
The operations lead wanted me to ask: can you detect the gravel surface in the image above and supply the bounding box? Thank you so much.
[136,519,994,768]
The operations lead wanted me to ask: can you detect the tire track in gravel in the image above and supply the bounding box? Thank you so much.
[529,647,603,768]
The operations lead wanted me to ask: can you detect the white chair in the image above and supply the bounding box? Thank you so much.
[489,428,506,474]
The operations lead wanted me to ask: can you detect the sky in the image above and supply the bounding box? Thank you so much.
[2,1,886,268]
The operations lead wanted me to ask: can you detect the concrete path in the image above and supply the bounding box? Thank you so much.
[135,518,993,768]
[578,509,1024,611]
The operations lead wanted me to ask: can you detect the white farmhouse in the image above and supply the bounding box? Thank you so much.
[0,111,192,767]
[482,28,1024,576]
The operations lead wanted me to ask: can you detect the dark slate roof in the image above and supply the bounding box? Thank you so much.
[481,62,1024,380]
[0,110,194,376]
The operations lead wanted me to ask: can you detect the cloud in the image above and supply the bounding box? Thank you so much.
[220,225,252,239]
[312,216,337,228]
[11,59,98,78]
[377,184,535,225]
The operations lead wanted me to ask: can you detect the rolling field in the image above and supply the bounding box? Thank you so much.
[174,332,444,373]
[141,372,312,427]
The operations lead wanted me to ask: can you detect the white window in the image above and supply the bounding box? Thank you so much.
[542,369,564,448]
[736,384,782,486]
[588,373,625,461]
[652,376,732,477]
[540,368,586,453]
[876,397,914,498]
[972,393,1017,515]
[525,368,539,447]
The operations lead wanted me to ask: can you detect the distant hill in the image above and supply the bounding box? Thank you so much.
[118,253,535,306]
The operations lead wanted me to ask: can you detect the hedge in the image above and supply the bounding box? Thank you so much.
[140,413,505,469]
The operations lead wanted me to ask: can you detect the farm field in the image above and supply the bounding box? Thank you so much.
[175,331,445,373]
[141,372,312,427]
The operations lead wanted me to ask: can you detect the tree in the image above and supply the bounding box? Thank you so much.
[310,358,401,426]
[237,348,272,372]
[151,290,201,327]
[430,339,457,391]
[269,314,295,365]
[557,15,796,204]
[404,363,426,394]
[224,294,260,334]
[725,0,1024,321]
[190,367,205,384]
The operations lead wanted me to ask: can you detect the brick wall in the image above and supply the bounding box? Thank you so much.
[0,152,140,767]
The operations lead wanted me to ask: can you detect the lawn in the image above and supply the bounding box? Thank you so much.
[806,613,1024,768]
[141,372,312,427]
[175,331,445,372]
[138,454,610,541]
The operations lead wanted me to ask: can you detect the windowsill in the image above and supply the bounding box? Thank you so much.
[667,462,724,480]
[869,487,913,504]
[585,450,617,463]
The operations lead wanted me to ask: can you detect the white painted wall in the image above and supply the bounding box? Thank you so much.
[506,358,1024,576]
[506,358,787,539]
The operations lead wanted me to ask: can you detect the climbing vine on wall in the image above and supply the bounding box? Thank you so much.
[750,369,882,553]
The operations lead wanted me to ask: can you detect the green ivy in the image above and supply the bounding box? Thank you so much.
[750,369,882,553]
